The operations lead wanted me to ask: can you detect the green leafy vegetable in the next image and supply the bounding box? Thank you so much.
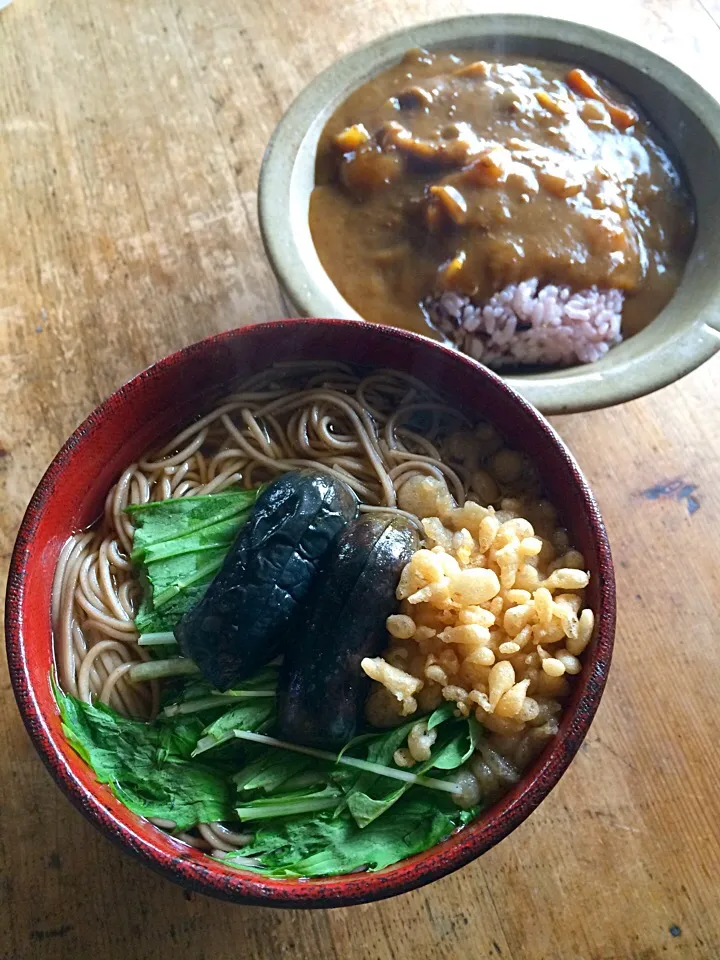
[149,553,227,608]
[427,702,457,730]
[55,671,483,878]
[127,490,259,563]
[340,714,459,828]
[160,666,279,716]
[341,712,483,827]
[157,715,205,762]
[140,514,250,565]
[431,716,484,770]
[233,748,329,797]
[129,489,261,636]
[232,794,464,878]
[135,586,207,636]
[55,683,234,830]
[160,677,216,710]
[162,692,275,718]
[344,785,406,829]
[341,719,418,827]
[193,700,276,756]
[336,731,380,760]
[229,729,461,796]
[235,785,342,822]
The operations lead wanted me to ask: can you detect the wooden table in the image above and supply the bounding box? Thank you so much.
[1,0,719,957]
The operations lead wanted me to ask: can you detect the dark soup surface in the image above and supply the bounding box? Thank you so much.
[310,48,695,367]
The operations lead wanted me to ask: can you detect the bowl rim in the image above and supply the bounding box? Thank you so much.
[258,13,720,415]
[5,317,616,907]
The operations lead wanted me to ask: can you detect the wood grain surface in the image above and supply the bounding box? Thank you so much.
[1,0,719,958]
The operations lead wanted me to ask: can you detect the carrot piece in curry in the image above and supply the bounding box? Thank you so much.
[566,68,639,131]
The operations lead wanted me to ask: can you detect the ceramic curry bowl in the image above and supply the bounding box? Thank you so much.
[258,15,720,414]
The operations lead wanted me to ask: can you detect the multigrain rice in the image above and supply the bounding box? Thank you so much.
[427,278,623,368]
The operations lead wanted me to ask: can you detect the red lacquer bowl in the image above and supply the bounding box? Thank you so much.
[5,319,615,907]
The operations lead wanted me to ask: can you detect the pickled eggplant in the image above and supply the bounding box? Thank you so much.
[174,470,357,690]
[277,513,419,747]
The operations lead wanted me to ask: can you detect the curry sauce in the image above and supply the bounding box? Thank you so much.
[310,49,694,343]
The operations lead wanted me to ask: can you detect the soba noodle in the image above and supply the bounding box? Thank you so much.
[52,363,471,719]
